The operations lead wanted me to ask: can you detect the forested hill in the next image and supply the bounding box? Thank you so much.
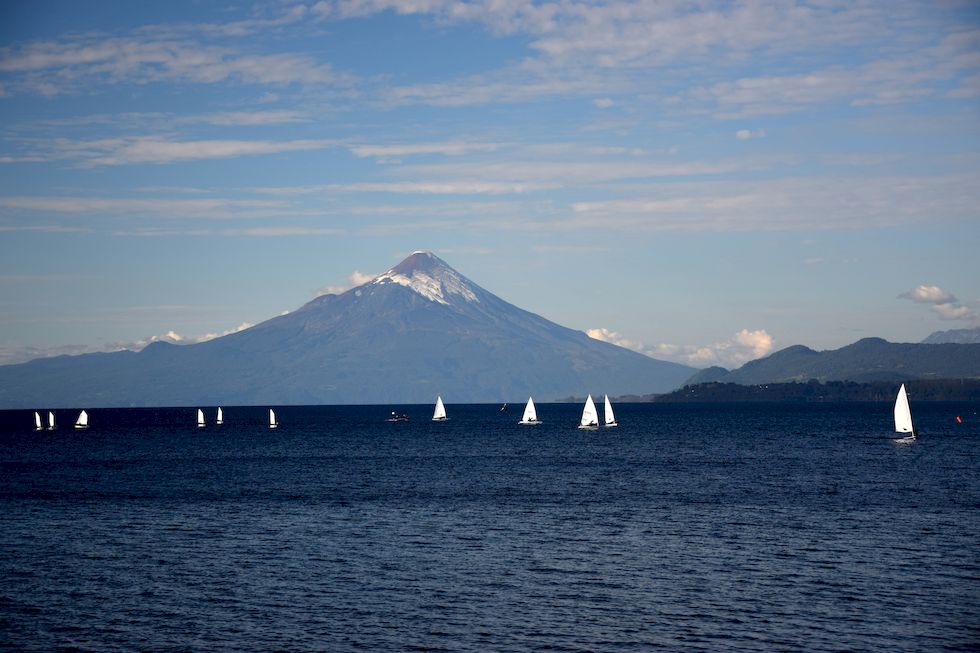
[643,379,980,403]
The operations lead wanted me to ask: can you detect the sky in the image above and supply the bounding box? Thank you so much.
[1,0,978,370]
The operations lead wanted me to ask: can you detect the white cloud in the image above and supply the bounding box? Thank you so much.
[593,97,615,108]
[586,328,644,352]
[588,326,774,368]
[317,270,377,296]
[899,284,956,304]
[735,128,766,140]
[120,322,254,349]
[932,303,973,321]
[899,284,977,323]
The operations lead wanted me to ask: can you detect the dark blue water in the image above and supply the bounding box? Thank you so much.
[1,403,978,651]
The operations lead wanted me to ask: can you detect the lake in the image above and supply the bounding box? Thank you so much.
[1,402,977,651]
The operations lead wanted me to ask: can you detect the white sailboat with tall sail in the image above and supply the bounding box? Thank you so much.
[894,383,916,439]
[603,395,618,427]
[47,411,56,430]
[34,411,43,431]
[216,407,223,425]
[74,410,88,430]
[518,397,541,425]
[269,408,278,429]
[578,394,599,429]
[197,408,205,428]
[432,396,448,421]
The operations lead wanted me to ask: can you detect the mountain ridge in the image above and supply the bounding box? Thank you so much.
[922,327,980,344]
[681,337,980,386]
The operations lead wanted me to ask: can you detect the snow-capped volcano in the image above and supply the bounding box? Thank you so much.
[371,251,479,305]
[0,251,695,407]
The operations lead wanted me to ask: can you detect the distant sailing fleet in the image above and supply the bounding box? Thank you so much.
[28,385,919,437]
[389,393,617,428]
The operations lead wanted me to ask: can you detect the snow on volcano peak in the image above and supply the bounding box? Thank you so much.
[371,251,479,305]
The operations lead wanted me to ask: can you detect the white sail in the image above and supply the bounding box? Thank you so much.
[579,394,598,428]
[603,395,617,427]
[216,407,223,425]
[894,384,915,436]
[519,397,540,424]
[432,396,447,421]
[269,408,278,429]
[48,411,55,430]
[197,408,205,428]
[34,411,43,430]
[74,410,88,429]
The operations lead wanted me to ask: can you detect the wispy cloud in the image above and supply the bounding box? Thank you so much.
[257,180,557,195]
[192,110,310,126]
[349,141,501,158]
[568,174,980,232]
[82,137,336,166]
[0,224,92,233]
[0,195,302,219]
[0,36,346,95]
[399,157,769,185]
[2,135,338,166]
[110,226,346,237]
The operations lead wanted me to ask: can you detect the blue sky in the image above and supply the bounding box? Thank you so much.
[1,0,978,369]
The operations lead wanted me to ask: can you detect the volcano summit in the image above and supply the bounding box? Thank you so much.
[0,251,694,407]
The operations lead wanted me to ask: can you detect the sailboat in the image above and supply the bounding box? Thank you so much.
[603,395,618,427]
[74,410,88,430]
[578,395,599,429]
[432,396,448,421]
[197,408,205,428]
[518,397,541,425]
[269,408,278,429]
[47,411,56,430]
[216,407,223,425]
[894,383,916,439]
[34,411,43,431]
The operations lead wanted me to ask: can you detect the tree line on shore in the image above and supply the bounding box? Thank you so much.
[620,378,980,402]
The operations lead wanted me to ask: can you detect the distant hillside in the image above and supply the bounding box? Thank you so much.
[683,366,730,385]
[922,327,980,344]
[649,379,980,402]
[681,337,980,386]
